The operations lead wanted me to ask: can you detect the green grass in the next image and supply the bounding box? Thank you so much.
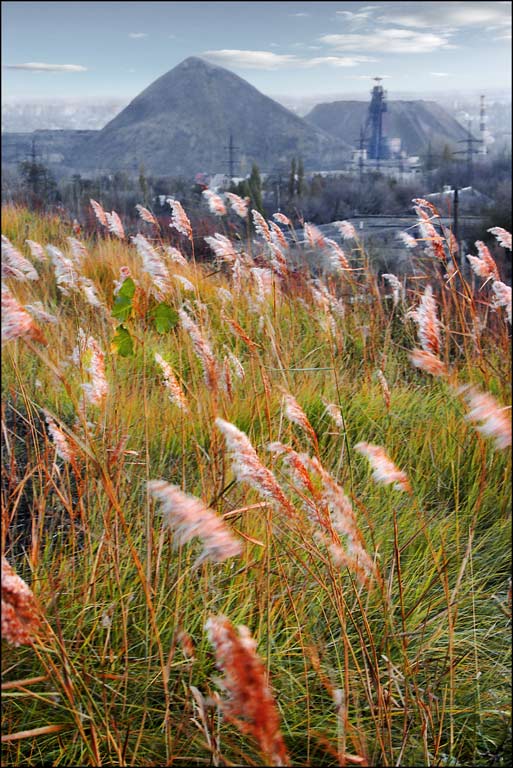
[2,203,511,767]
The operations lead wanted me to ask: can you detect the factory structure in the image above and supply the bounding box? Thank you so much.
[350,78,490,180]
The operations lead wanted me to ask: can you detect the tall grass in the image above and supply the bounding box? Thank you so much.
[2,200,511,767]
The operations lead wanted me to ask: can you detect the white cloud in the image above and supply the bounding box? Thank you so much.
[290,12,310,17]
[202,49,376,70]
[305,56,377,68]
[202,50,299,69]
[376,1,511,30]
[129,32,148,39]
[3,62,88,72]
[430,72,450,77]
[335,7,378,25]
[320,28,452,54]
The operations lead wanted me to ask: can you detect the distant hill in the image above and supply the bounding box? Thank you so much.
[305,99,470,156]
[72,56,351,176]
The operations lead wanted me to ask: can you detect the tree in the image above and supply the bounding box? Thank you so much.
[296,157,304,197]
[247,163,263,214]
[288,158,297,198]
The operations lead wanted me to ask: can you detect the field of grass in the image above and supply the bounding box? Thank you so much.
[1,198,511,767]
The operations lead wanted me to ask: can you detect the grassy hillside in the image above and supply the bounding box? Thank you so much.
[1,199,511,767]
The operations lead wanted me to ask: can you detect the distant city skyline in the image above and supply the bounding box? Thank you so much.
[2,1,511,104]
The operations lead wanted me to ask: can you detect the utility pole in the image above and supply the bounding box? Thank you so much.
[358,127,365,182]
[454,119,481,184]
[224,133,239,182]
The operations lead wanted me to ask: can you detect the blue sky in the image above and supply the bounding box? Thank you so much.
[2,1,511,102]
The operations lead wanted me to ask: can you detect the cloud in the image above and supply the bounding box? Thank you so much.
[290,12,310,17]
[335,7,378,25]
[3,62,88,72]
[129,32,148,39]
[202,50,299,69]
[320,28,452,54]
[430,72,450,77]
[202,49,376,70]
[305,56,377,68]
[376,1,511,30]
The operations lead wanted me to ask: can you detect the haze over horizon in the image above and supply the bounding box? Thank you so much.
[2,1,511,110]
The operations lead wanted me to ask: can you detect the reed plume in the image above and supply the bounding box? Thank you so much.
[215,418,296,518]
[225,192,249,218]
[252,210,272,243]
[202,189,227,217]
[168,198,193,240]
[333,220,356,240]
[466,241,500,283]
[459,386,511,450]
[90,198,108,227]
[148,481,242,563]
[1,557,42,647]
[355,442,411,493]
[179,308,218,391]
[1,235,39,281]
[105,210,125,239]
[1,286,42,346]
[487,226,512,250]
[154,352,189,411]
[45,411,77,463]
[135,204,158,225]
[25,239,47,262]
[205,614,290,766]
[491,281,512,323]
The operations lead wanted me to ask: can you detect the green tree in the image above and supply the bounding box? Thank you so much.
[247,163,263,214]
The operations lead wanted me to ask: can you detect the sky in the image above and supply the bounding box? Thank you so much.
[2,1,511,103]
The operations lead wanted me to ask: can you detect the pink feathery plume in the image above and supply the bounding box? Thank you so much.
[155,352,189,411]
[75,332,108,407]
[459,386,511,450]
[382,273,403,307]
[204,233,238,264]
[215,418,296,518]
[66,237,88,264]
[281,390,318,449]
[397,231,417,249]
[173,274,195,292]
[25,302,57,325]
[333,220,356,240]
[168,198,193,240]
[322,399,344,429]
[105,211,125,239]
[303,455,377,587]
[412,197,440,217]
[410,285,442,356]
[376,370,391,410]
[487,227,512,251]
[252,210,272,243]
[164,245,188,266]
[409,349,448,377]
[90,198,108,227]
[225,192,250,219]
[303,222,326,249]
[355,442,411,493]
[491,281,512,323]
[1,235,39,281]
[202,189,227,216]
[25,239,47,263]
[273,212,292,228]
[1,286,42,346]
[135,204,158,225]
[466,241,500,283]
[206,615,290,767]
[46,245,81,295]
[269,221,289,251]
[44,411,77,463]
[179,308,218,391]
[148,481,242,563]
[1,557,42,646]
[325,239,350,271]
[79,276,104,308]
[132,234,171,297]
[415,210,447,261]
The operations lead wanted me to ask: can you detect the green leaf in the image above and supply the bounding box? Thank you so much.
[111,325,134,357]
[118,277,136,299]
[112,278,136,321]
[112,294,133,321]
[149,303,178,334]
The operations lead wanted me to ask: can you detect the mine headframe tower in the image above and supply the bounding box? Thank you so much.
[364,77,389,166]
